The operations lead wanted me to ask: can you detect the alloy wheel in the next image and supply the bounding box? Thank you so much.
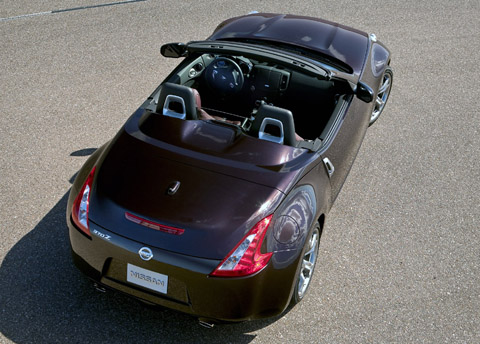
[369,67,393,125]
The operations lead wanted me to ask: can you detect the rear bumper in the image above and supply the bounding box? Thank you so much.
[69,219,299,321]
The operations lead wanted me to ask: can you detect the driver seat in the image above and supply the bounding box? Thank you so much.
[157,83,199,120]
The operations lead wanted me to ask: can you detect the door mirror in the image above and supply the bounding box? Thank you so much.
[160,43,187,58]
[356,82,374,103]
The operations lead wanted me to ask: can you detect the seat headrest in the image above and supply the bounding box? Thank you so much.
[156,83,198,120]
[250,104,297,146]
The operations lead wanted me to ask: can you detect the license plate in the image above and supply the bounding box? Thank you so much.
[127,263,168,294]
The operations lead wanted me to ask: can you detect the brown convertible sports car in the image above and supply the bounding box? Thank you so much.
[67,12,392,325]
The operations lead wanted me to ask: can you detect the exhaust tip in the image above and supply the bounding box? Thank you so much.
[93,282,107,293]
[198,318,215,328]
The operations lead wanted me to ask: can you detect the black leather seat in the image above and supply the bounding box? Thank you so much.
[156,83,199,120]
[250,104,300,146]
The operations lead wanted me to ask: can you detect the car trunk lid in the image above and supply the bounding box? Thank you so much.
[88,113,296,259]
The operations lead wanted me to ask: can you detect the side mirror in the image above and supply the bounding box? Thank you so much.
[160,43,187,58]
[356,82,374,103]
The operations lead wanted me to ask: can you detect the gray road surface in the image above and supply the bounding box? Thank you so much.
[1,0,479,343]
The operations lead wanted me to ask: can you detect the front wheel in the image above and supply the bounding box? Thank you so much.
[369,66,393,126]
[291,223,320,305]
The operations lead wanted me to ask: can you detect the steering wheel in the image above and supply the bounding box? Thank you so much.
[205,57,244,96]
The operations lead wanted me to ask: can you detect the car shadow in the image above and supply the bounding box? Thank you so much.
[0,167,282,343]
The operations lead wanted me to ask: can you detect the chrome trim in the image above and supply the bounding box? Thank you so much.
[259,117,284,144]
[167,181,181,195]
[138,247,154,261]
[163,95,186,119]
[323,157,335,177]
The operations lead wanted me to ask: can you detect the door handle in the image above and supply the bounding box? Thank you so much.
[323,157,335,178]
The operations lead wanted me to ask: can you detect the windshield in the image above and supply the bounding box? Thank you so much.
[219,37,353,74]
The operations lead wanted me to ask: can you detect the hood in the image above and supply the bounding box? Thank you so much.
[88,110,312,259]
[208,13,369,76]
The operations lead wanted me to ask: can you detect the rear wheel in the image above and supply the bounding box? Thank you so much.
[291,223,320,305]
[369,66,393,126]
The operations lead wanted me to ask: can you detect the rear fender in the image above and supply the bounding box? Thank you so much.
[268,185,317,269]
[67,141,111,221]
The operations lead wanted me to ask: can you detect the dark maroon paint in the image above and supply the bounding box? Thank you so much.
[67,13,392,322]
[208,13,369,76]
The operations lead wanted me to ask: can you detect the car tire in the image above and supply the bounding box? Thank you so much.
[291,222,321,305]
[369,66,393,126]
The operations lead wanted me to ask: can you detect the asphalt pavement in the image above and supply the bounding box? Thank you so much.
[1,1,479,343]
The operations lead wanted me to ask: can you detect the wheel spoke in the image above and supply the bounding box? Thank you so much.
[298,274,305,289]
[376,97,385,107]
[379,78,390,93]
[305,246,316,256]
[306,233,318,254]
[303,260,314,273]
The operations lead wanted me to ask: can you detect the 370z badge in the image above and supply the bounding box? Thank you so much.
[92,229,111,241]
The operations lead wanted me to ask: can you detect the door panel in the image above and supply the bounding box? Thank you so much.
[321,98,371,201]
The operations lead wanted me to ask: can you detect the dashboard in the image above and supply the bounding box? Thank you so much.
[173,54,291,116]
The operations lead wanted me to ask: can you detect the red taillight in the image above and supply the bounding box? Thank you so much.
[71,167,96,237]
[210,214,274,277]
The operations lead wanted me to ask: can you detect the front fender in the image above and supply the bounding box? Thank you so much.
[371,42,391,78]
